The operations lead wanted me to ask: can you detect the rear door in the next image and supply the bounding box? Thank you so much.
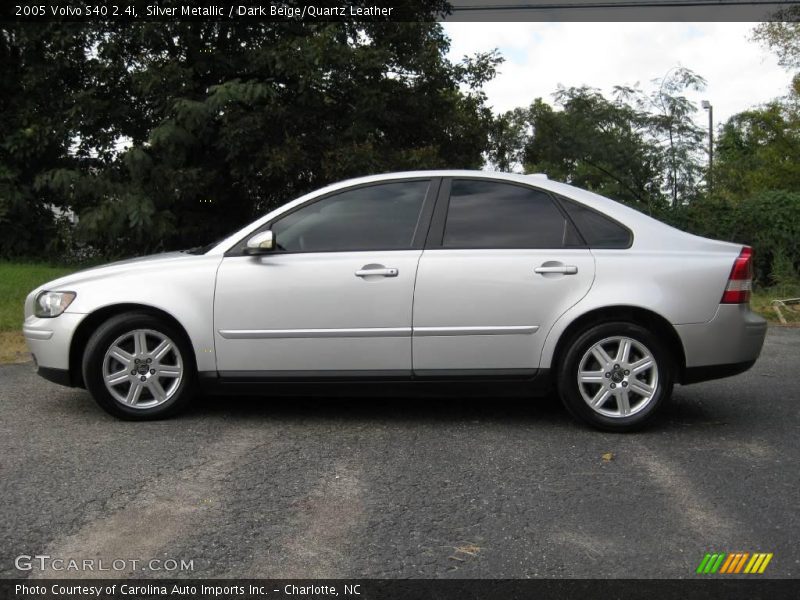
[412,178,595,374]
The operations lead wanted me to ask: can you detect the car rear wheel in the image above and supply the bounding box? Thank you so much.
[557,321,674,432]
[82,312,196,420]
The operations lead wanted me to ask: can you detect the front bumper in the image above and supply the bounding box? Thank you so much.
[23,313,86,382]
[675,303,767,384]
[35,365,74,387]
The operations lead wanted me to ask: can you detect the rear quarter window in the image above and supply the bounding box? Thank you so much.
[558,197,633,249]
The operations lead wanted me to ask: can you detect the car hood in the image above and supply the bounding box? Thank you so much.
[37,252,197,291]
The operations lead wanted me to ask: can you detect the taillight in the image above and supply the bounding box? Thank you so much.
[721,246,753,304]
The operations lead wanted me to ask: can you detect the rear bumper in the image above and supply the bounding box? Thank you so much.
[682,360,757,385]
[675,304,767,385]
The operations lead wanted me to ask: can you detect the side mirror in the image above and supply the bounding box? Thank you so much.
[244,230,275,255]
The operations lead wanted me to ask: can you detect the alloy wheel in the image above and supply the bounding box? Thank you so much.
[102,329,184,408]
[577,336,659,418]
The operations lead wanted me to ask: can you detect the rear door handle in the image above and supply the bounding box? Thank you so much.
[534,265,578,275]
[355,267,398,278]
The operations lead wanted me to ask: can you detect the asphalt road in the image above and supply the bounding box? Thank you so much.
[1,327,798,579]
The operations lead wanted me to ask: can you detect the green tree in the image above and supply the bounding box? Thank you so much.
[616,67,707,206]
[489,68,707,211]
[713,102,800,200]
[3,13,500,258]
[74,21,499,255]
[753,16,800,70]
[753,16,800,98]
[486,107,529,172]
[521,89,664,210]
[0,24,94,257]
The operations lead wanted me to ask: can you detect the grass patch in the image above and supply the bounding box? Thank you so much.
[0,262,76,332]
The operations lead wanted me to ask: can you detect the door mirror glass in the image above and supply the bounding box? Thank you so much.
[244,230,275,254]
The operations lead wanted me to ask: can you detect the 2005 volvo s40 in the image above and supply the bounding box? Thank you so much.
[24,171,768,431]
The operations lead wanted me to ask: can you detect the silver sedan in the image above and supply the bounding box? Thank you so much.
[23,171,767,430]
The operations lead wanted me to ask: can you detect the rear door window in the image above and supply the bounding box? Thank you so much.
[442,179,579,249]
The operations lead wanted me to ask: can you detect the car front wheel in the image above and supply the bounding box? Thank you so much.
[557,321,674,432]
[82,312,196,420]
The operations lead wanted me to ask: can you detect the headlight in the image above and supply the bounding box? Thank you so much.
[34,291,77,318]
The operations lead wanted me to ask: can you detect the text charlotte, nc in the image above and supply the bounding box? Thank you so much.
[147,3,395,17]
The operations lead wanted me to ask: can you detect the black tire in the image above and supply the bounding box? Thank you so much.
[557,321,674,432]
[82,312,196,420]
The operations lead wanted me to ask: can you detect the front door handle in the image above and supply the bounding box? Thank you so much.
[355,266,398,278]
[534,265,578,275]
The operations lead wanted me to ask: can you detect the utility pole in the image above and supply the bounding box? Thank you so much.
[701,100,713,194]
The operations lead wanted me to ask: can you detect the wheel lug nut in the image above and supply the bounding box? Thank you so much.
[140,376,146,382]
[624,370,630,375]
[146,358,152,364]
[131,370,137,375]
[622,382,628,387]
[614,364,620,369]
[610,383,616,389]
[150,369,156,375]
[605,373,611,378]
[134,359,140,364]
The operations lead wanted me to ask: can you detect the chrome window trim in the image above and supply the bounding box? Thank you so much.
[218,327,412,339]
[413,325,539,337]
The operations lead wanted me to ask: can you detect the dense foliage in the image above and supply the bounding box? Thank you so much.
[0,25,93,258]
[1,14,498,257]
[714,102,800,200]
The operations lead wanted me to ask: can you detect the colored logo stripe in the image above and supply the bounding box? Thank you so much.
[697,553,725,574]
[720,553,749,573]
[697,552,773,574]
[747,553,773,574]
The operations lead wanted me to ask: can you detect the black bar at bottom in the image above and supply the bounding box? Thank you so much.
[2,579,799,600]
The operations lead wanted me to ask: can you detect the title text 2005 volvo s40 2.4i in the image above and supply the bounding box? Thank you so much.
[24,171,767,431]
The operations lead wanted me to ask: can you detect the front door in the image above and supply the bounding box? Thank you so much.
[214,179,435,375]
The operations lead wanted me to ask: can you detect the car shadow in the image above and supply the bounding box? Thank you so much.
[181,382,731,432]
[186,389,574,428]
[49,377,731,433]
